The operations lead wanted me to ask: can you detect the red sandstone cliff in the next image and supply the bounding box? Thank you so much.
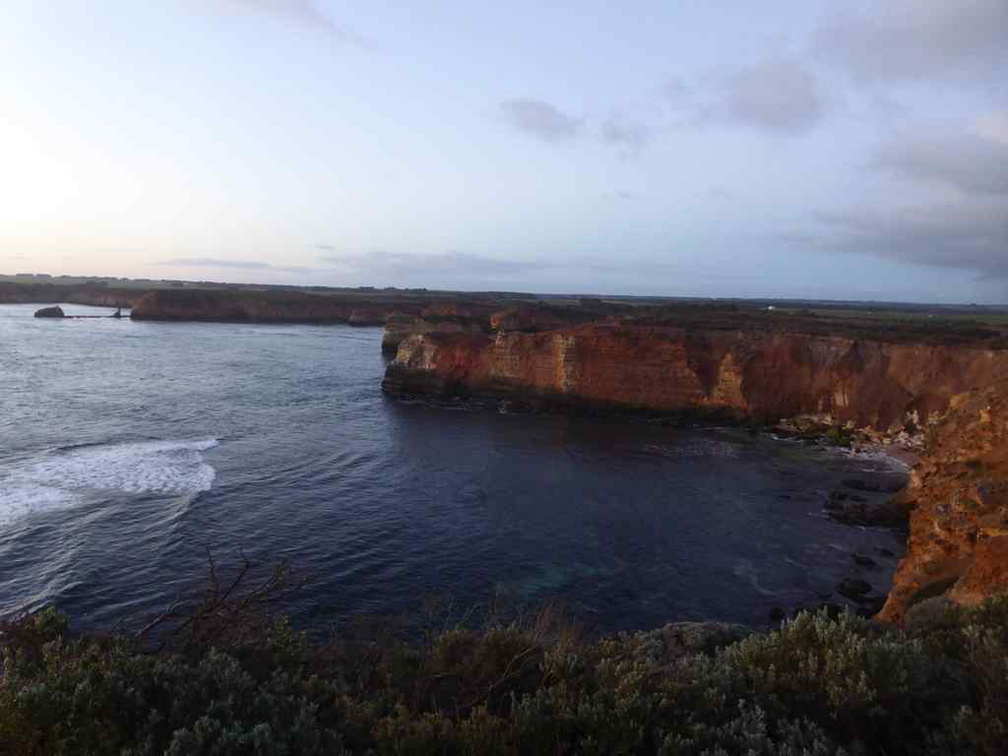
[383,318,1008,620]
[878,386,1008,622]
[384,324,1008,429]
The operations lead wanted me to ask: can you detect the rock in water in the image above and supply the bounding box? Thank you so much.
[34,306,66,318]
[852,553,877,568]
[837,578,872,600]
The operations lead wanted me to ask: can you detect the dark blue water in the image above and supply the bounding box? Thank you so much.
[0,303,906,632]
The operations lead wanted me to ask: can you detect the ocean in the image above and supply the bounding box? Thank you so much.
[0,303,906,633]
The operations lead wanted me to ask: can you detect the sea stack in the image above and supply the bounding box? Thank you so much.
[34,305,66,318]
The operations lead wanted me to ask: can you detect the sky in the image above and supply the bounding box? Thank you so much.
[0,1,1006,303]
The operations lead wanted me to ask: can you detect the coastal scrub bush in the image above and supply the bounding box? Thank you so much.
[2,589,1007,755]
[824,427,854,447]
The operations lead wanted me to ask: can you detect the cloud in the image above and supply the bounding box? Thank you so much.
[505,57,822,154]
[384,251,537,276]
[977,111,1008,144]
[500,99,584,143]
[816,0,1008,82]
[663,78,692,103]
[799,200,1008,278]
[791,110,1008,280]
[326,251,541,277]
[600,113,651,154]
[873,132,1008,195]
[218,0,365,45]
[707,56,825,135]
[322,250,618,280]
[708,186,737,201]
[664,57,824,136]
[600,190,640,201]
[159,257,316,273]
[868,93,909,128]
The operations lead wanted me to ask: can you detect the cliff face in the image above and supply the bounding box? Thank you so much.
[383,321,1008,621]
[385,324,1008,429]
[380,304,496,355]
[879,386,1008,622]
[0,282,143,308]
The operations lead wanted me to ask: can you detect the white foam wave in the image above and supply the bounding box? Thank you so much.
[642,439,740,459]
[856,452,912,472]
[0,484,78,524]
[0,439,218,525]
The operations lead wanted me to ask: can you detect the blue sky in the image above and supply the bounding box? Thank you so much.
[1,1,1005,302]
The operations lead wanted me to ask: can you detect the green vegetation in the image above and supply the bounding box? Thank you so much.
[1,573,1006,754]
[822,426,857,447]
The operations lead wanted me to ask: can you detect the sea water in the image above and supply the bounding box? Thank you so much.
[0,304,906,632]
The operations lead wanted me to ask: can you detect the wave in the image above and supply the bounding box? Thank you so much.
[0,439,219,525]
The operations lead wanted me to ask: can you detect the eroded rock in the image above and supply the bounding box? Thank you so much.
[34,305,66,318]
[837,578,872,600]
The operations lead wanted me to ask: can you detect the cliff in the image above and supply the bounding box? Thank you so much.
[130,289,421,325]
[126,289,561,328]
[383,314,1008,621]
[0,281,143,309]
[380,303,498,355]
[384,324,1008,428]
[379,302,608,355]
[878,386,1008,621]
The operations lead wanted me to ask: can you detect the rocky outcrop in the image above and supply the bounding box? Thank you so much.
[383,318,1008,620]
[878,386,1008,622]
[382,314,425,354]
[380,306,493,355]
[34,305,66,318]
[380,315,482,355]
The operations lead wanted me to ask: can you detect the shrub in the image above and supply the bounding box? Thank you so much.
[2,590,1006,754]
